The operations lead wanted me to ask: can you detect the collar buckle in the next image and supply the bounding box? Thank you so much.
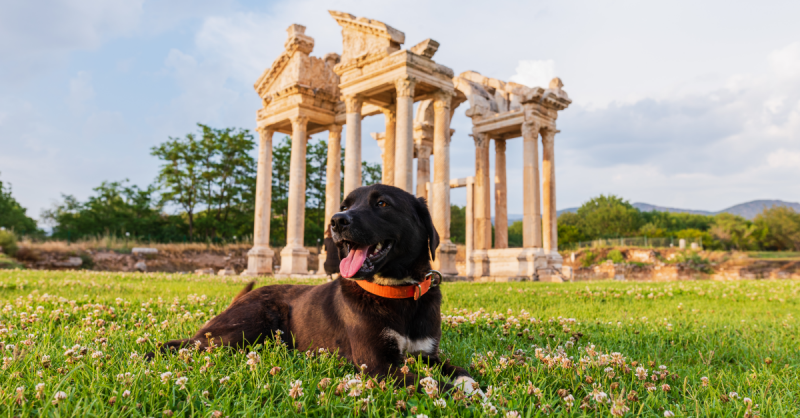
[425,270,443,288]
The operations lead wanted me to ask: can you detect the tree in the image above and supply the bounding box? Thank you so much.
[576,195,642,239]
[151,133,203,239]
[755,206,800,251]
[710,213,761,250]
[450,205,466,244]
[361,161,382,186]
[0,173,38,235]
[557,212,586,247]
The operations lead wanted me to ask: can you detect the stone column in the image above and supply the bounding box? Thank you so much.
[319,125,343,273]
[382,106,396,186]
[494,138,508,249]
[465,176,475,277]
[431,90,457,275]
[415,144,431,198]
[280,116,310,275]
[245,126,275,275]
[522,121,543,249]
[473,132,491,251]
[343,96,362,197]
[542,129,558,254]
[394,76,416,193]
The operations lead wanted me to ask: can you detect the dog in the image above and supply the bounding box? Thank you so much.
[149,184,481,395]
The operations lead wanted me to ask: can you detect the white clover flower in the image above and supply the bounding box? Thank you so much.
[53,391,67,402]
[505,411,521,418]
[289,380,303,399]
[175,376,188,389]
[433,398,446,408]
[664,411,675,417]
[160,372,173,384]
[219,376,230,384]
[122,390,131,398]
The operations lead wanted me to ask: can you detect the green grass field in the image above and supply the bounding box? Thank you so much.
[0,270,797,417]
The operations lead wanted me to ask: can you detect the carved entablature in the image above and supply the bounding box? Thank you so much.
[253,24,341,105]
[456,71,571,139]
[329,10,405,68]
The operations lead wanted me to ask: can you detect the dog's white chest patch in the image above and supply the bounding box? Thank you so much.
[382,328,436,355]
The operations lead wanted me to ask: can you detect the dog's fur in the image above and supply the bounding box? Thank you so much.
[150,184,478,391]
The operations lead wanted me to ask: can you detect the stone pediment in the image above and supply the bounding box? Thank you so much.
[329,10,405,65]
[254,24,340,103]
[455,71,569,120]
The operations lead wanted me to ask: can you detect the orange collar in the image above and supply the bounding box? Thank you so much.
[354,271,442,300]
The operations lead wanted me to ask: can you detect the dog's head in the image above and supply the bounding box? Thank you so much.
[330,184,439,282]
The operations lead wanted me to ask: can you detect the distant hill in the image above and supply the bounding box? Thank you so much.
[549,199,800,220]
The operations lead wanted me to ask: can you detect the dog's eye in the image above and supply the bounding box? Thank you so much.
[340,205,347,211]
[376,200,387,207]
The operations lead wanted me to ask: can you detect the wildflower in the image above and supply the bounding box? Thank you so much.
[41,355,51,368]
[53,391,67,405]
[610,397,629,416]
[269,366,281,376]
[729,391,739,399]
[433,398,446,408]
[662,384,671,392]
[122,390,131,398]
[664,411,675,417]
[395,400,407,410]
[176,376,188,390]
[563,394,575,408]
[211,412,223,418]
[246,352,260,370]
[605,366,615,378]
[219,376,230,385]
[35,383,45,399]
[505,411,521,418]
[420,376,438,398]
[635,366,648,380]
[163,410,173,417]
[416,415,429,418]
[593,391,608,403]
[744,397,753,405]
[318,378,331,390]
[400,365,410,374]
[701,376,709,387]
[289,380,303,399]
[160,371,173,384]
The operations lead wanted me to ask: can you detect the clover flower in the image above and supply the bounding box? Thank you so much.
[246,352,260,370]
[176,376,188,390]
[288,380,303,399]
[433,398,446,408]
[219,376,230,384]
[664,411,675,417]
[52,391,67,405]
[701,376,709,387]
[160,371,173,384]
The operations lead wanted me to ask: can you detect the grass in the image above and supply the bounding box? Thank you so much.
[0,270,798,417]
[747,252,800,260]
[0,254,24,270]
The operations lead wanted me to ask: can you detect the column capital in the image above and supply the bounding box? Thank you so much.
[494,138,506,152]
[472,132,489,148]
[394,76,417,98]
[433,89,453,111]
[522,121,541,139]
[290,115,309,130]
[416,143,432,159]
[256,125,274,138]
[382,106,396,122]
[328,124,343,134]
[344,96,362,113]
[541,128,556,145]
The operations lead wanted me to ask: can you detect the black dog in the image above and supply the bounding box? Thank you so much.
[151,184,481,394]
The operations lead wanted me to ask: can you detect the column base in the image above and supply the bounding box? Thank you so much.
[433,240,458,277]
[242,246,274,276]
[469,249,489,278]
[279,246,309,275]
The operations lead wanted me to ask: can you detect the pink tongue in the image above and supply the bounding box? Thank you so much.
[340,245,370,278]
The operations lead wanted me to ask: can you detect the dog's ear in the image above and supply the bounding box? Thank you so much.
[416,197,439,261]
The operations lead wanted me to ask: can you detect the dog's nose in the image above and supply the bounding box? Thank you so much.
[331,212,352,233]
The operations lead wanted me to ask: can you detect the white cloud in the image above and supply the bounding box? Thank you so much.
[509,60,556,88]
[768,42,800,79]
[66,71,95,112]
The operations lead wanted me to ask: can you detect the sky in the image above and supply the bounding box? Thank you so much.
[2,0,800,224]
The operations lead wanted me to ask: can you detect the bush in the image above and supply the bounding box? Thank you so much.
[606,249,625,264]
[755,206,800,251]
[0,229,18,257]
[581,250,597,268]
[14,246,40,262]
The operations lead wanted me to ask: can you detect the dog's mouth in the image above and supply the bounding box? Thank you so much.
[339,240,393,278]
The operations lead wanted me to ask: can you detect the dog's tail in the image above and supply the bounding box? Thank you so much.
[231,281,256,305]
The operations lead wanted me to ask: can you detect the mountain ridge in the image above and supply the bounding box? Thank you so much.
[549,199,800,220]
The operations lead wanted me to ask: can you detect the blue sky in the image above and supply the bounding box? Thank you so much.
[2,0,800,224]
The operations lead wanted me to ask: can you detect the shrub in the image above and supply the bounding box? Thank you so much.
[14,246,40,262]
[581,250,597,268]
[606,249,625,264]
[0,229,18,257]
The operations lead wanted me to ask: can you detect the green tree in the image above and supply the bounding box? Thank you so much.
[577,195,642,239]
[0,174,38,235]
[755,206,800,251]
[710,213,761,250]
[557,212,587,247]
[361,161,382,186]
[450,205,466,244]
[151,133,203,239]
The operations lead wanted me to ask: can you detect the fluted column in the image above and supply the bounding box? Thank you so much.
[382,106,396,186]
[465,176,475,277]
[319,125,343,273]
[522,121,543,249]
[280,116,310,274]
[432,90,457,275]
[344,96,362,197]
[494,139,508,249]
[394,77,416,193]
[415,144,431,198]
[324,125,343,232]
[473,132,491,251]
[542,129,557,254]
[245,126,275,275]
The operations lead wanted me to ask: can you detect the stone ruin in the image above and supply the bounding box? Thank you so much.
[244,11,571,281]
